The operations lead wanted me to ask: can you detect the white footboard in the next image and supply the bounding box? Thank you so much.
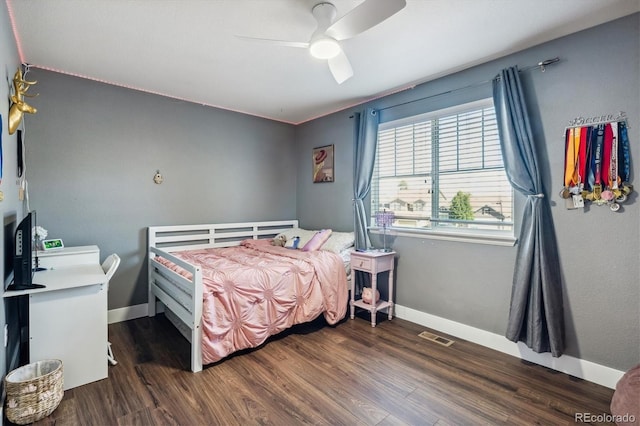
[147,220,298,372]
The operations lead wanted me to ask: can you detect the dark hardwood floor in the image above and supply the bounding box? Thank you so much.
[27,313,614,425]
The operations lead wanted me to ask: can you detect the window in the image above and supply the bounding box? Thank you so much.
[371,99,514,242]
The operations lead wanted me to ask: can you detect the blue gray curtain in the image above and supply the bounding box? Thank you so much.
[353,108,379,251]
[493,67,564,357]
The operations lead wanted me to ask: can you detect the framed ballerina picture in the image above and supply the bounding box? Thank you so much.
[312,144,334,183]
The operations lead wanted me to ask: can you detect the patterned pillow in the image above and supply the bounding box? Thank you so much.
[302,229,333,252]
[322,231,355,254]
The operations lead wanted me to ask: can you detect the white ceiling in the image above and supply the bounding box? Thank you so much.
[7,0,640,124]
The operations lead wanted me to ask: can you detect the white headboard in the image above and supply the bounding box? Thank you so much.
[148,220,299,252]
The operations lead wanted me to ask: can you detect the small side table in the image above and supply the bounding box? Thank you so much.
[350,250,396,327]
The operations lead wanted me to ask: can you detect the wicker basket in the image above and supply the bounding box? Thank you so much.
[4,359,64,425]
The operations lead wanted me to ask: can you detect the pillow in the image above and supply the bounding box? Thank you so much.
[275,228,318,248]
[302,229,333,252]
[322,231,355,254]
[611,364,640,424]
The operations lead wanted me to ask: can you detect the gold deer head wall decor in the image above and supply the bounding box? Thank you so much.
[8,67,38,134]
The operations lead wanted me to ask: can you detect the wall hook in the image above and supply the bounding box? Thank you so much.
[153,170,164,184]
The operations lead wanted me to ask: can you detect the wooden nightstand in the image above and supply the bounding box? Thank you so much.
[350,250,396,327]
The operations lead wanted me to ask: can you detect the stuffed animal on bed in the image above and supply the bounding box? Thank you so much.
[290,236,300,249]
[272,235,287,247]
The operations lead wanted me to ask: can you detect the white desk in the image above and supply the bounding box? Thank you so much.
[4,246,108,390]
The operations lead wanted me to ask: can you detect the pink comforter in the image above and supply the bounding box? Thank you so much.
[157,239,348,364]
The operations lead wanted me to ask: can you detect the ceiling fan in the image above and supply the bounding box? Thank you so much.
[238,0,406,84]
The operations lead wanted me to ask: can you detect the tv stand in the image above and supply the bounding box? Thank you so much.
[6,283,46,291]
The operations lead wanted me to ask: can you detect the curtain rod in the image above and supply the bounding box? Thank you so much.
[375,57,560,113]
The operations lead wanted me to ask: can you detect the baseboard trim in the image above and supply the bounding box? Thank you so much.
[394,304,624,389]
[108,303,149,324]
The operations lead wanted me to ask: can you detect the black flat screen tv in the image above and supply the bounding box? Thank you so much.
[4,213,17,289]
[6,211,45,291]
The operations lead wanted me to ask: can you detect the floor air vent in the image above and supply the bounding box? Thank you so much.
[419,331,454,347]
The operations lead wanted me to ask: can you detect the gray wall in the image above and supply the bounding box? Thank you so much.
[295,113,355,232]
[296,14,640,372]
[1,3,26,381]
[24,71,297,310]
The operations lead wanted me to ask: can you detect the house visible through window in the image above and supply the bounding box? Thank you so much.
[371,99,514,238]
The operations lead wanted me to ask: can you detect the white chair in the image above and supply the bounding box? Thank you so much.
[102,254,121,366]
[102,254,121,281]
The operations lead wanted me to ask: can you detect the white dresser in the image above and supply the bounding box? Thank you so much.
[4,245,108,390]
[35,245,101,269]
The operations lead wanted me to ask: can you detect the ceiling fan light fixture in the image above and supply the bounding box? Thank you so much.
[309,37,341,59]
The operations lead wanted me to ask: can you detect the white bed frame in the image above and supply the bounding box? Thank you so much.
[147,220,299,372]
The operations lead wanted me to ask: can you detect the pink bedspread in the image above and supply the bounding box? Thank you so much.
[156,239,348,364]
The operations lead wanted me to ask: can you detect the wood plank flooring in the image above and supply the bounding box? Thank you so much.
[25,313,614,425]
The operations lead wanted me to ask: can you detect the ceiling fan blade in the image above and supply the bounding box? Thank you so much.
[235,35,309,49]
[328,50,353,84]
[326,0,406,41]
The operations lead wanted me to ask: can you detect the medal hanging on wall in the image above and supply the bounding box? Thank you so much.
[562,116,633,212]
[560,127,585,209]
[616,121,633,201]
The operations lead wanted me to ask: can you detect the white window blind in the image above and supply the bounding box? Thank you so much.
[371,99,514,236]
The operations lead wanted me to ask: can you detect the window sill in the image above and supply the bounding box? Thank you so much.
[370,227,517,247]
